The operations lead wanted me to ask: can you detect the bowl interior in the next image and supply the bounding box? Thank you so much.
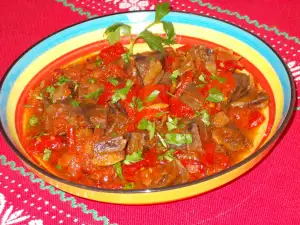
[0,12,294,195]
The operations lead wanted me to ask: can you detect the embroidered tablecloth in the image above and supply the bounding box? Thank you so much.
[0,1,299,224]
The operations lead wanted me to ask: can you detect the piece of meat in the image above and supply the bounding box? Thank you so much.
[189,45,216,74]
[230,91,269,109]
[212,125,251,152]
[193,117,211,142]
[172,159,188,185]
[52,83,71,103]
[187,123,202,152]
[127,132,145,154]
[179,84,204,110]
[80,104,108,128]
[212,111,230,128]
[230,73,252,102]
[91,136,127,166]
[105,102,128,135]
[134,51,165,85]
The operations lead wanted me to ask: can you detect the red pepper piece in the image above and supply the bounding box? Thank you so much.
[176,44,192,52]
[165,55,174,72]
[169,97,195,118]
[30,135,63,153]
[174,71,194,96]
[100,42,126,65]
[248,110,265,129]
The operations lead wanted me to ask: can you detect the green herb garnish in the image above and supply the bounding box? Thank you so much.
[113,162,125,182]
[55,164,62,170]
[146,90,160,102]
[29,116,39,127]
[96,59,102,67]
[157,133,167,148]
[165,133,192,146]
[88,78,95,84]
[158,148,176,161]
[122,52,130,64]
[166,116,178,131]
[155,111,166,117]
[111,80,134,103]
[123,182,135,189]
[123,150,143,165]
[195,109,210,126]
[136,98,144,112]
[56,76,70,85]
[198,74,207,83]
[206,87,224,103]
[42,149,52,161]
[170,70,180,81]
[35,93,44,100]
[211,74,226,83]
[45,86,56,95]
[71,100,80,107]
[129,96,136,109]
[108,77,119,87]
[138,118,155,140]
[83,88,104,100]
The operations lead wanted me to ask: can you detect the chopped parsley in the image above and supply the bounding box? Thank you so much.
[170,70,180,81]
[195,109,210,126]
[56,76,70,85]
[96,59,102,67]
[129,96,136,109]
[157,133,167,148]
[121,52,130,64]
[42,149,52,161]
[108,77,119,87]
[55,164,62,170]
[158,148,176,161]
[138,118,155,140]
[45,86,56,95]
[136,97,144,112]
[166,116,178,131]
[29,116,39,127]
[198,74,207,83]
[123,182,135,189]
[88,78,95,84]
[146,90,160,102]
[211,74,226,83]
[83,88,104,100]
[205,88,224,103]
[165,133,192,146]
[111,80,134,103]
[123,150,143,165]
[71,100,80,107]
[113,162,124,182]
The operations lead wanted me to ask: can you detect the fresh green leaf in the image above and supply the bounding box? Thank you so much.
[166,116,178,131]
[162,21,175,43]
[55,164,62,170]
[138,30,164,52]
[107,28,121,45]
[159,148,176,162]
[56,76,70,85]
[129,96,136,109]
[211,74,226,83]
[113,162,124,182]
[206,87,224,103]
[35,93,44,100]
[42,149,52,161]
[198,74,207,83]
[45,86,56,95]
[138,118,155,140]
[111,80,134,103]
[170,70,180,81]
[108,77,119,86]
[104,23,131,45]
[196,109,210,126]
[83,88,104,100]
[165,133,193,146]
[71,100,80,107]
[29,116,39,127]
[122,52,130,64]
[136,98,144,112]
[155,2,170,22]
[157,133,167,148]
[104,23,127,35]
[88,78,95,84]
[96,59,102,67]
[178,122,185,129]
[123,182,135,189]
[123,150,143,165]
[146,90,160,102]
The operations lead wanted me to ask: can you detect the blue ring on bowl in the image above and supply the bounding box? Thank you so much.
[0,11,295,195]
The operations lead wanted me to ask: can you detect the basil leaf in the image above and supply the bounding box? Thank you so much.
[56,76,70,85]
[105,23,131,45]
[108,77,119,86]
[88,78,95,84]
[83,88,104,100]
[170,70,180,81]
[29,116,39,127]
[162,21,175,43]
[146,90,160,102]
[123,150,143,165]
[139,30,164,52]
[123,182,135,189]
[155,2,170,22]
[166,116,178,131]
[71,100,80,107]
[165,133,193,146]
[196,109,210,126]
[113,162,124,182]
[42,149,52,161]
[122,52,130,64]
[104,23,127,35]
[159,148,176,162]
[136,97,144,112]
[138,119,155,140]
[206,88,224,103]
[211,74,226,83]
[111,80,134,103]
[157,133,167,148]
[107,29,121,45]
[198,74,207,83]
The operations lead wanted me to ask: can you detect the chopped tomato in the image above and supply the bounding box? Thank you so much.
[169,97,195,118]
[30,135,64,153]
[100,42,126,65]
[175,71,194,96]
[248,110,265,129]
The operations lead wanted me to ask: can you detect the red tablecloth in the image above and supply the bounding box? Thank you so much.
[0,1,299,224]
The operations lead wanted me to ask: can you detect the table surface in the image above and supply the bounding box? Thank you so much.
[0,1,300,225]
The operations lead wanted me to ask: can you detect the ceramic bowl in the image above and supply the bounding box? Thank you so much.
[0,11,295,204]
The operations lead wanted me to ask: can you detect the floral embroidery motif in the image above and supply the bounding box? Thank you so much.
[0,193,43,225]
[117,0,150,10]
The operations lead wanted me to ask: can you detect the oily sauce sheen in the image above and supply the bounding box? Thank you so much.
[20,42,270,189]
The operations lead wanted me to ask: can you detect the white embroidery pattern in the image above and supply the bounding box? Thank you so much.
[0,193,43,225]
[117,0,150,10]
